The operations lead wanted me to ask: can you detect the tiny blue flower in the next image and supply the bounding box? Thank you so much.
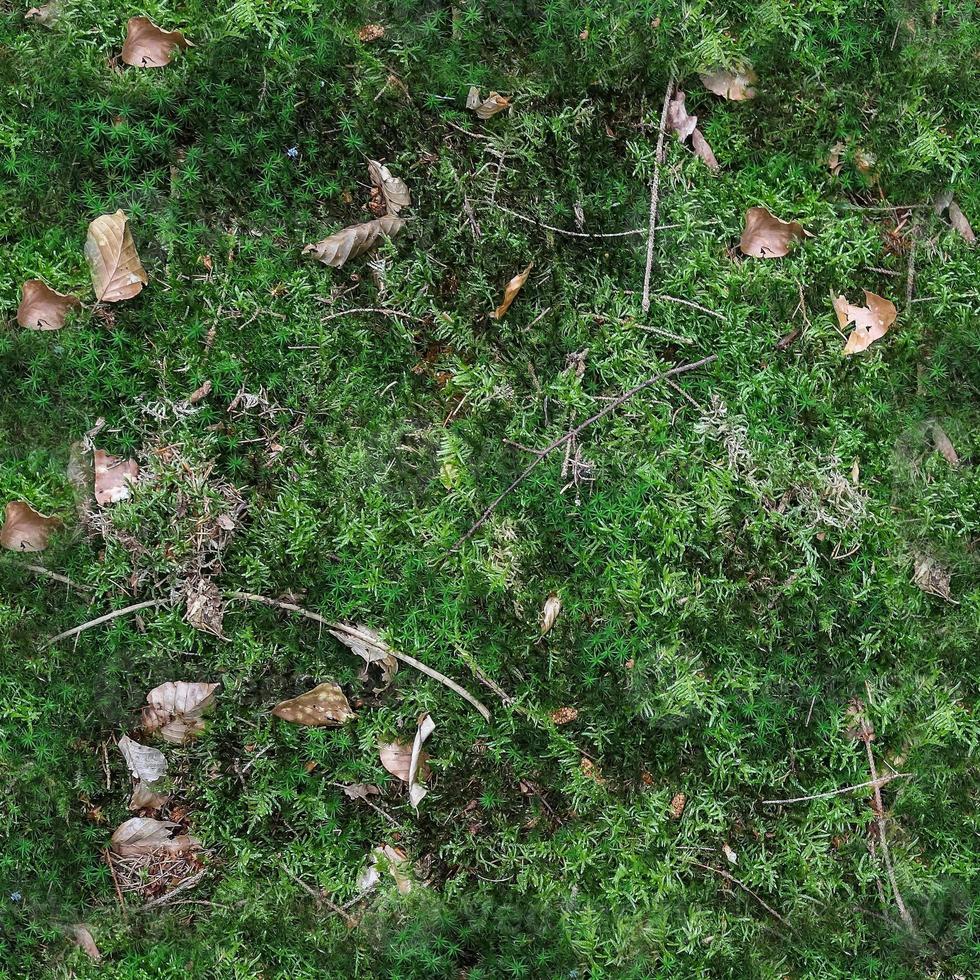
[10,892,22,902]
[286,146,299,159]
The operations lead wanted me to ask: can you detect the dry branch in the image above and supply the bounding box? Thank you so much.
[641,77,676,313]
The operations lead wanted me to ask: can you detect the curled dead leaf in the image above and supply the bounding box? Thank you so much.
[722,842,738,864]
[928,421,959,467]
[380,730,432,799]
[118,735,167,785]
[184,576,225,637]
[302,215,404,268]
[367,160,411,215]
[407,713,435,809]
[935,192,976,245]
[828,141,846,175]
[667,91,719,171]
[328,623,398,691]
[342,783,380,801]
[110,817,200,857]
[25,3,61,27]
[358,844,411,894]
[142,681,219,745]
[739,207,808,258]
[0,501,61,552]
[129,780,171,811]
[913,551,953,602]
[85,210,148,302]
[68,924,101,962]
[700,66,757,101]
[550,706,578,725]
[493,262,532,319]
[467,87,510,119]
[17,280,81,330]
[540,592,561,635]
[273,682,354,727]
[93,449,138,505]
[834,290,897,355]
[122,17,192,68]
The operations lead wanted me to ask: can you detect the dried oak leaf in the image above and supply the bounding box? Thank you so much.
[118,735,168,784]
[328,623,398,691]
[0,501,61,552]
[913,551,953,601]
[358,844,411,894]
[68,924,101,962]
[184,576,225,637]
[367,160,411,215]
[666,91,719,170]
[380,728,432,801]
[467,87,510,119]
[358,23,385,42]
[551,706,578,725]
[834,290,897,355]
[342,783,380,801]
[17,280,81,330]
[129,780,171,811]
[739,207,808,258]
[94,449,138,505]
[142,681,219,745]
[540,592,561,635]
[493,262,532,319]
[273,682,354,727]
[121,17,192,68]
[302,215,404,268]
[110,817,200,857]
[85,210,148,302]
[700,66,757,101]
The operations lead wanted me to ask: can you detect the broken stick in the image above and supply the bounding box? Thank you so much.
[641,76,676,314]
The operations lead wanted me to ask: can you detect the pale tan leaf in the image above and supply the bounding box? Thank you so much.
[184,576,225,637]
[928,421,959,467]
[540,592,562,635]
[947,202,976,244]
[359,845,411,894]
[493,262,533,319]
[121,17,192,68]
[17,280,80,330]
[328,623,398,691]
[342,783,380,800]
[24,2,61,27]
[690,129,719,171]
[129,780,171,811]
[913,551,953,601]
[68,924,101,962]
[739,207,808,258]
[118,735,168,784]
[85,210,148,303]
[828,141,846,175]
[93,449,139,505]
[142,681,219,745]
[667,91,719,171]
[380,740,414,782]
[700,67,757,101]
[465,86,482,110]
[110,817,200,857]
[273,682,354,727]
[722,842,738,864]
[302,215,404,268]
[408,713,435,809]
[0,501,61,553]
[467,88,510,119]
[367,160,411,215]
[854,148,876,178]
[835,290,897,355]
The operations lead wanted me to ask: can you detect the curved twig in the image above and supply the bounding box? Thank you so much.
[762,772,911,805]
[45,598,170,647]
[692,861,795,933]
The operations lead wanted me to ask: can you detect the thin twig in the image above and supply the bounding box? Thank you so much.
[315,305,426,323]
[279,860,357,926]
[45,598,170,647]
[905,242,916,308]
[641,77,675,314]
[447,354,716,553]
[104,849,126,913]
[493,204,650,238]
[2,558,94,592]
[228,592,491,721]
[139,870,208,911]
[762,772,911,805]
[692,862,794,932]
[651,294,725,321]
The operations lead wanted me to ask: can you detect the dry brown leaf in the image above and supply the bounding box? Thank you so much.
[380,738,430,788]
[93,449,139,505]
[17,280,81,330]
[835,290,897,355]
[408,713,435,809]
[828,141,846,175]
[467,87,511,119]
[184,576,225,637]
[118,735,167,784]
[669,792,687,819]
[85,210,148,303]
[342,783,380,800]
[302,215,404,268]
[493,262,533,319]
[129,780,171,811]
[0,501,61,553]
[700,66,757,101]
[24,2,60,27]
[273,682,354,727]
[550,706,578,725]
[358,23,385,42]
[722,842,738,864]
[110,817,200,857]
[540,592,561,635]
[928,421,959,467]
[142,681,219,745]
[690,129,720,171]
[328,623,399,691]
[739,207,808,258]
[358,844,411,894]
[666,91,719,171]
[367,160,411,215]
[68,924,101,962]
[854,149,876,178]
[121,17,192,68]
[913,551,953,601]
[935,193,976,245]
[580,757,604,783]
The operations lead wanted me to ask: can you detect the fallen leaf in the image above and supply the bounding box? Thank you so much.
[142,681,219,745]
[273,682,354,727]
[68,924,101,962]
[493,262,532,319]
[129,780,171,811]
[835,290,897,355]
[739,207,808,258]
[407,713,435,809]
[550,706,578,725]
[302,215,404,268]
[16,280,81,330]
[854,149,876,178]
[184,576,225,637]
[828,141,846,175]
[118,735,168,784]
[85,210,148,302]
[540,592,561,635]
[121,17,192,68]
[358,844,411,894]
[93,449,138,505]
[913,551,953,601]
[851,457,860,484]
[186,379,212,405]
[342,783,380,801]
[0,501,61,552]
[928,421,959,467]
[934,192,976,244]
[700,66,757,101]
[380,731,432,797]
[24,2,60,27]
[666,90,719,170]
[328,623,398,691]
[722,842,738,864]
[467,87,510,119]
[580,757,604,783]
[358,23,385,42]
[669,792,687,819]
[110,817,200,857]
[367,160,411,215]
